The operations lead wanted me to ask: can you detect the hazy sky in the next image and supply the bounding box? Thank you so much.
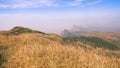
[0,0,120,33]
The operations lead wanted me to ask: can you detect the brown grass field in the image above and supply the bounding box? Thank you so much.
[0,32,120,68]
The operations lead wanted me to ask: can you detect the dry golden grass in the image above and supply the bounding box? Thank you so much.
[0,33,120,68]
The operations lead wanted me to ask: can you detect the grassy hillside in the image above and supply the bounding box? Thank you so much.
[0,27,120,68]
[63,36,120,51]
[0,26,45,35]
[81,32,120,47]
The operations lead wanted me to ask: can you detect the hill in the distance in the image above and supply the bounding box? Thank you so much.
[0,26,120,68]
[0,26,46,35]
[61,25,120,37]
[61,26,120,51]
[81,32,120,48]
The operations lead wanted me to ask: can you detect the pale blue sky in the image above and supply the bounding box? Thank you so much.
[0,0,120,33]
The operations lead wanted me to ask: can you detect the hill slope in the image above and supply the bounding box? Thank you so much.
[81,32,120,47]
[0,27,120,68]
[0,26,45,35]
[63,36,120,51]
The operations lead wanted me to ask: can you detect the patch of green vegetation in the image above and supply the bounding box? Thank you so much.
[63,36,120,51]
[0,46,8,67]
[0,54,5,67]
[9,26,45,35]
